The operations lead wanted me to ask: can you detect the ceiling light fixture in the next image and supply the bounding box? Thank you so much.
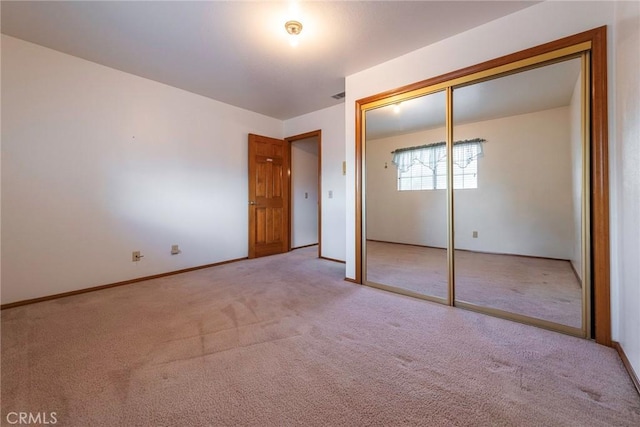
[393,103,402,114]
[285,20,303,47]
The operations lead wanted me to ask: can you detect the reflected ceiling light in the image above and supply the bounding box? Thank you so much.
[285,20,303,47]
[393,103,401,114]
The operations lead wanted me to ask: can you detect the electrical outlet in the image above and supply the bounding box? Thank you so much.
[171,245,180,255]
[329,190,333,199]
[472,231,478,238]
[132,251,143,262]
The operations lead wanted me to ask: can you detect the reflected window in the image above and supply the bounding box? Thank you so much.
[394,139,484,191]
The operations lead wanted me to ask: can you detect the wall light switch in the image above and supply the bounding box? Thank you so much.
[171,245,181,255]
[472,231,478,238]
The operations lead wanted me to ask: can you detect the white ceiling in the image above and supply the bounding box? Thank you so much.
[1,1,538,120]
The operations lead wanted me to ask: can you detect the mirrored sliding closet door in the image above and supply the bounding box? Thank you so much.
[452,57,588,334]
[357,29,609,339]
[364,91,449,303]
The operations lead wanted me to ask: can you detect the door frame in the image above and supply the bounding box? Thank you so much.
[286,130,322,258]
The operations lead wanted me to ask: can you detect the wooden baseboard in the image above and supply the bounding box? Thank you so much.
[0,257,247,310]
[344,277,360,284]
[613,341,640,396]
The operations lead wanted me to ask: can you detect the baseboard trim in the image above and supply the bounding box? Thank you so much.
[291,243,319,250]
[344,277,360,284]
[0,257,248,310]
[321,256,346,264]
[569,260,582,286]
[366,239,444,250]
[613,341,640,396]
[366,239,571,263]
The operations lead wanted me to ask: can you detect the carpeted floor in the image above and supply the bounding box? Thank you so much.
[2,246,639,426]
[366,241,582,328]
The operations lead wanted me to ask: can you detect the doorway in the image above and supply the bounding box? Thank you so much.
[287,130,322,257]
[248,131,322,259]
[248,134,290,258]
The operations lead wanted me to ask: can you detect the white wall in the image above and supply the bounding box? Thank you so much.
[613,0,640,381]
[569,72,583,280]
[1,35,283,304]
[284,104,346,261]
[291,137,318,248]
[367,107,574,259]
[366,125,448,248]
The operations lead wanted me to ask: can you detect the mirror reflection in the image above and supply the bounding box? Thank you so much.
[452,57,584,329]
[365,91,448,301]
[362,57,586,332]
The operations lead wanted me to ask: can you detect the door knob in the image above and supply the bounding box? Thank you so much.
[249,201,256,205]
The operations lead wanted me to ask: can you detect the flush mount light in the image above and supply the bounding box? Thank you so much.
[285,20,303,47]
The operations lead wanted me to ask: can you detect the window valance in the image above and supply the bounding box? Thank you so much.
[391,138,485,173]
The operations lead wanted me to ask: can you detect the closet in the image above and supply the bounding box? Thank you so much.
[355,28,609,342]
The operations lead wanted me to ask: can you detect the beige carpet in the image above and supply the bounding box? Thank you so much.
[2,246,639,426]
[366,241,582,328]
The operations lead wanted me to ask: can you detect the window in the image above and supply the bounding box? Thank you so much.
[393,139,484,191]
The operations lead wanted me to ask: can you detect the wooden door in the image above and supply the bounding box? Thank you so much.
[248,134,290,258]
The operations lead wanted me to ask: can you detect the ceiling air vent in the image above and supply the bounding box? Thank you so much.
[331,92,346,100]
